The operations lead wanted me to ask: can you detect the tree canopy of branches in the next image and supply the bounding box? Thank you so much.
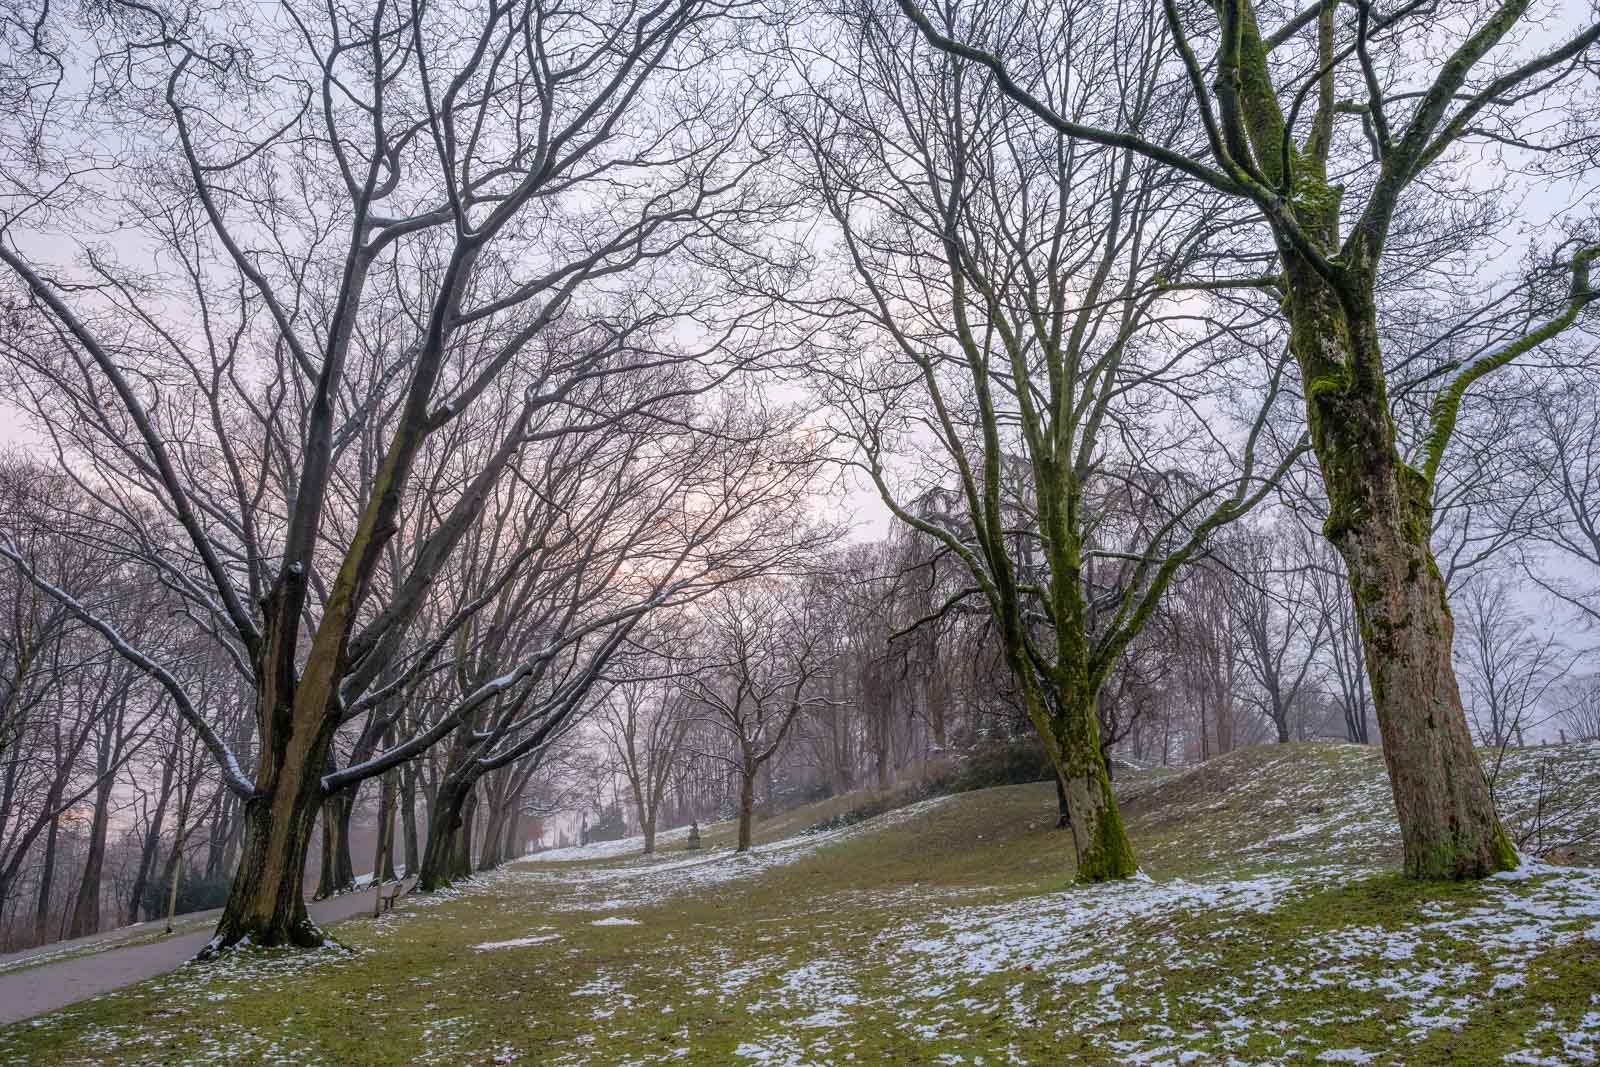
[791,1,1301,880]
[0,0,815,949]
[896,0,1600,880]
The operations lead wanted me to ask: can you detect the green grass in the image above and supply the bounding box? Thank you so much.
[4,741,1600,1065]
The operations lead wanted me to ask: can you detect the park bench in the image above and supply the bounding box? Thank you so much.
[378,878,409,913]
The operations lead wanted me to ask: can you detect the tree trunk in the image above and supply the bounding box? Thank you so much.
[1049,684,1136,883]
[453,787,477,880]
[477,801,504,872]
[205,736,331,953]
[164,815,187,933]
[128,749,176,924]
[503,807,521,861]
[378,768,399,881]
[417,776,477,891]
[736,768,755,853]
[33,813,58,945]
[1338,515,1516,878]
[198,791,227,877]
[315,790,357,898]
[1002,602,1136,882]
[219,795,244,878]
[400,759,420,875]
[67,766,114,939]
[1290,259,1514,880]
[315,805,335,900]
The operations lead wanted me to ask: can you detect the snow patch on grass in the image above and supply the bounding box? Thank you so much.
[513,795,960,915]
[473,931,559,950]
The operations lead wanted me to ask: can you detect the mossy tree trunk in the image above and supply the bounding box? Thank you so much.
[1011,641,1134,881]
[209,722,337,950]
[1056,738,1133,880]
[1286,265,1516,878]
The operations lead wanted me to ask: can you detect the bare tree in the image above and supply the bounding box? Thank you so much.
[680,581,837,853]
[899,0,1600,878]
[793,1,1298,879]
[0,0,801,950]
[1517,372,1600,629]
[1454,576,1572,750]
[1233,521,1331,743]
[1557,675,1600,743]
[595,647,695,856]
[409,396,829,888]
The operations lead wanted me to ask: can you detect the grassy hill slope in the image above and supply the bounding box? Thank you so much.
[3,741,1599,1066]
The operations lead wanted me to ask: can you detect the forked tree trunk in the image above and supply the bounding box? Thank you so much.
[1290,264,1515,880]
[206,729,334,953]
[417,775,479,891]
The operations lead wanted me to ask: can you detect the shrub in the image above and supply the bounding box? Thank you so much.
[802,738,1056,835]
[942,737,1055,793]
[140,871,233,919]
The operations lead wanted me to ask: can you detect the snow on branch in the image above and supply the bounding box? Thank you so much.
[0,538,257,798]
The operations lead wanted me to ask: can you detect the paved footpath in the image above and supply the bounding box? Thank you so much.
[0,888,405,1026]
